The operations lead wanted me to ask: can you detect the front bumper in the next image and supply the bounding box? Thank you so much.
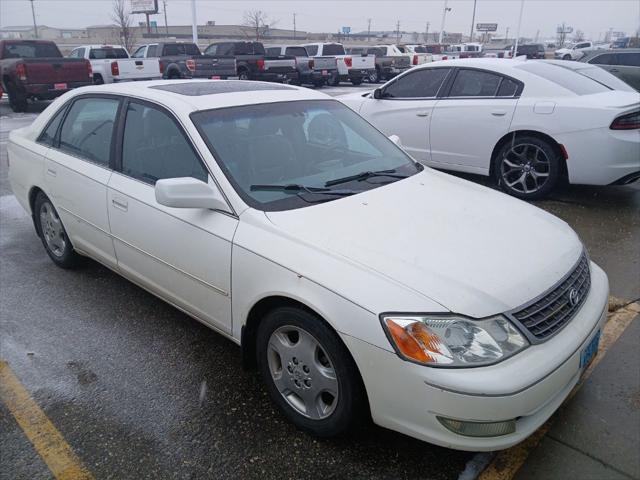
[342,262,609,451]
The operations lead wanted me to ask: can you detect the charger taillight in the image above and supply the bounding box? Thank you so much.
[257,59,265,70]
[158,60,164,74]
[344,56,352,68]
[610,111,640,130]
[16,63,27,81]
[110,61,119,76]
[413,54,418,65]
[86,60,92,78]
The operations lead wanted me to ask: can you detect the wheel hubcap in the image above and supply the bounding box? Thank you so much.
[500,143,550,195]
[40,202,66,257]
[267,326,338,420]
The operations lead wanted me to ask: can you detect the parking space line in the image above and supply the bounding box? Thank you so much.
[476,300,639,480]
[0,361,94,480]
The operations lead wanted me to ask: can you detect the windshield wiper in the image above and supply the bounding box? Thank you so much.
[250,184,357,196]
[324,169,409,187]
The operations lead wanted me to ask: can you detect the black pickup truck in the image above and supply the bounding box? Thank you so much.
[203,41,298,83]
[0,40,92,112]
[132,42,237,80]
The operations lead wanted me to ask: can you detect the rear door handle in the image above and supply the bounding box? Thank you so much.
[46,168,57,177]
[112,198,128,212]
[491,110,507,116]
[609,68,619,73]
[416,112,430,117]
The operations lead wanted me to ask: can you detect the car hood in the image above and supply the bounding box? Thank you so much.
[264,169,583,318]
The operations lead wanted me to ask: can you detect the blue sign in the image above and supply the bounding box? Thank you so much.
[342,26,351,34]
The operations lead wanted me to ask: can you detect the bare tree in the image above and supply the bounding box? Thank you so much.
[573,29,585,42]
[243,10,278,41]
[112,0,136,53]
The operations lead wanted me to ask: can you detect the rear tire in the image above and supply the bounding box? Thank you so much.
[256,306,367,438]
[494,135,561,200]
[238,69,250,81]
[351,77,363,86]
[93,74,104,85]
[562,54,571,60]
[34,192,82,269]
[7,83,28,113]
[327,73,340,86]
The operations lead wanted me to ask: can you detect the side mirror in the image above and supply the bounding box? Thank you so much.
[155,177,230,212]
[388,134,402,147]
[373,88,383,99]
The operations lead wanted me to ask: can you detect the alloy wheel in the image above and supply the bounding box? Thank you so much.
[40,202,66,257]
[267,325,339,420]
[500,143,551,195]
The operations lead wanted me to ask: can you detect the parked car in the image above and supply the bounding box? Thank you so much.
[68,44,161,84]
[0,39,92,112]
[301,43,375,85]
[396,45,433,65]
[339,58,640,199]
[449,43,483,58]
[515,44,546,59]
[132,42,237,80]
[347,46,410,83]
[423,44,459,61]
[265,45,336,87]
[7,79,609,452]
[204,42,298,84]
[579,49,640,90]
[554,41,594,60]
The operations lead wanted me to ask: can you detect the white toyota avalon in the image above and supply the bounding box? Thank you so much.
[8,80,608,451]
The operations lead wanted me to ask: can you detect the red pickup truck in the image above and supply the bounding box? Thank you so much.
[0,40,92,112]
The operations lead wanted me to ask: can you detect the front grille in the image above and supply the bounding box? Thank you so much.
[512,252,591,340]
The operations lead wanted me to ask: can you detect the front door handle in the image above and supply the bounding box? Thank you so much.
[416,112,430,117]
[112,198,128,212]
[491,110,507,117]
[609,68,619,73]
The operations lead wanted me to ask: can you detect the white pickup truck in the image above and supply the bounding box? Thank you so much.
[396,45,433,65]
[554,41,595,61]
[68,45,161,84]
[301,42,375,86]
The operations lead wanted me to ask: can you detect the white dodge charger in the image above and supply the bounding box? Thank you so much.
[339,58,640,199]
[8,80,608,450]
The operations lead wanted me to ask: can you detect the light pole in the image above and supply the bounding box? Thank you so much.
[469,0,477,42]
[191,0,198,44]
[438,0,451,44]
[29,0,38,39]
[163,0,169,35]
[513,0,525,58]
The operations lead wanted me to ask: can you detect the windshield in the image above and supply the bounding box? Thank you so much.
[89,48,128,59]
[191,100,420,211]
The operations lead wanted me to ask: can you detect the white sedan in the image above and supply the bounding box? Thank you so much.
[339,58,640,199]
[8,80,608,451]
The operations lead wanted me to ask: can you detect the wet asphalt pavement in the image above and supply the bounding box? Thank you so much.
[0,91,639,480]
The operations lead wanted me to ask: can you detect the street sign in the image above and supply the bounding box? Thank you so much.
[476,23,498,32]
[342,26,351,34]
[131,0,158,14]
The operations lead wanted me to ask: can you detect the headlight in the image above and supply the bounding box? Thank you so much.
[381,314,528,367]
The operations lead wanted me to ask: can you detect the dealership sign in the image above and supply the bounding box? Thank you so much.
[476,23,498,32]
[131,0,158,14]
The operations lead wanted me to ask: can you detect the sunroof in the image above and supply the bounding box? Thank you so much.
[149,81,295,96]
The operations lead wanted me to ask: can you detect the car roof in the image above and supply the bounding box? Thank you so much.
[64,80,330,113]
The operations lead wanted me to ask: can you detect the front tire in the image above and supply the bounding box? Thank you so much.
[34,192,82,269]
[562,54,571,60]
[494,136,561,200]
[256,306,367,437]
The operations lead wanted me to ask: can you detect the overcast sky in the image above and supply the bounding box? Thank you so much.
[1,0,639,41]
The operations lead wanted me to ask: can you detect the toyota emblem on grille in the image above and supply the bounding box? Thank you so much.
[568,288,580,307]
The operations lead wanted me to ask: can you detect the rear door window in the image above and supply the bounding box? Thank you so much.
[58,97,120,166]
[589,53,617,65]
[265,47,281,56]
[121,101,208,184]
[618,53,640,67]
[449,69,502,97]
[497,78,520,97]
